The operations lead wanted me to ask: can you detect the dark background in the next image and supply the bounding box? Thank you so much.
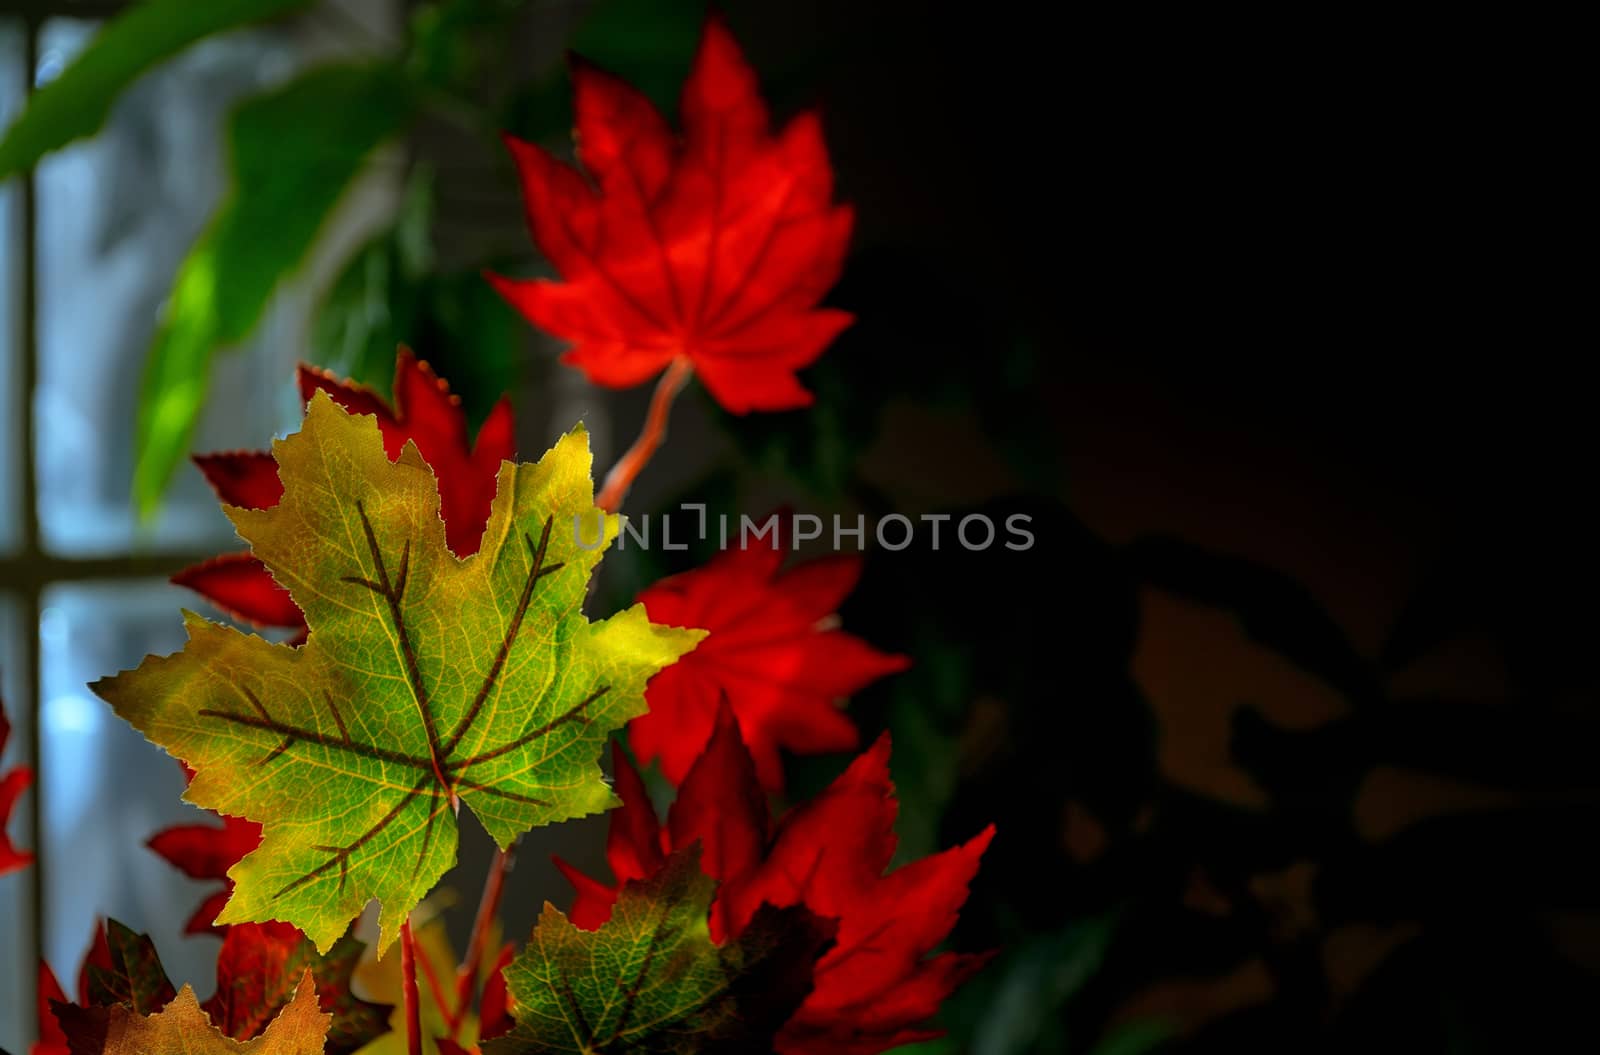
[629,3,1596,1052]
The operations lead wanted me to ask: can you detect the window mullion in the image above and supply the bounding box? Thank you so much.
[19,12,42,1045]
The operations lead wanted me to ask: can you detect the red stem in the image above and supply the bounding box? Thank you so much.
[416,941,454,1027]
[401,919,424,1055]
[595,356,694,514]
[450,845,513,1040]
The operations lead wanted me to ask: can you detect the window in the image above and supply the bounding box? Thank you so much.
[0,5,397,1047]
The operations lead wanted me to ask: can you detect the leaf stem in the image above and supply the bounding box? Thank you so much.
[595,356,695,514]
[401,918,424,1055]
[450,844,514,1040]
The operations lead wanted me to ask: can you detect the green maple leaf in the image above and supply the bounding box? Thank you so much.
[93,392,704,953]
[487,850,834,1055]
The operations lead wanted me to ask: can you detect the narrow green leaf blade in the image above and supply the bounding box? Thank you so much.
[133,62,415,516]
[0,0,311,179]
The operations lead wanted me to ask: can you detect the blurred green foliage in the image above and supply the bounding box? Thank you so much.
[0,0,311,179]
[0,0,713,518]
[133,62,415,514]
[309,168,521,430]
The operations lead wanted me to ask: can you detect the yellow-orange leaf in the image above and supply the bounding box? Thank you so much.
[99,971,328,1054]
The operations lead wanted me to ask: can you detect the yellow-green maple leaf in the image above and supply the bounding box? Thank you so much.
[94,393,704,954]
[486,851,834,1055]
[98,971,328,1054]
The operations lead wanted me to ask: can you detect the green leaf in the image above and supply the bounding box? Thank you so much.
[502,0,708,139]
[412,271,522,430]
[97,394,704,953]
[310,170,522,431]
[405,0,528,97]
[0,0,311,180]
[309,171,434,396]
[964,918,1117,1055]
[133,63,416,517]
[1089,1021,1174,1055]
[487,849,834,1055]
[85,921,177,1015]
[309,228,423,398]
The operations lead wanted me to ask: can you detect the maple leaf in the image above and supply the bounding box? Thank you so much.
[172,552,306,633]
[628,529,909,790]
[485,849,833,1055]
[58,972,328,1055]
[725,738,995,1055]
[553,707,768,939]
[37,965,72,1055]
[147,762,263,935]
[93,392,704,953]
[175,349,516,630]
[34,924,110,1055]
[205,922,390,1054]
[45,921,178,1055]
[490,15,855,414]
[149,851,383,1046]
[38,919,386,1055]
[78,920,177,1016]
[1,694,32,876]
[561,704,995,1055]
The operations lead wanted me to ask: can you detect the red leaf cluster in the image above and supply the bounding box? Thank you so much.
[36,921,175,1055]
[0,695,32,876]
[630,530,909,791]
[557,704,994,1055]
[173,349,515,631]
[33,924,110,1055]
[202,921,389,1052]
[34,919,387,1054]
[45,12,1000,1046]
[492,15,855,413]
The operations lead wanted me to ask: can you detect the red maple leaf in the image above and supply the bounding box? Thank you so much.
[558,704,994,1055]
[491,14,855,414]
[146,763,263,935]
[33,923,110,1055]
[721,738,995,1055]
[1,694,33,877]
[628,529,909,791]
[173,349,515,630]
[203,921,390,1053]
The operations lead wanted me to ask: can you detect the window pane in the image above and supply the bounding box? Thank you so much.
[39,581,217,1002]
[1,20,22,555]
[33,19,302,555]
[1,593,29,1054]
